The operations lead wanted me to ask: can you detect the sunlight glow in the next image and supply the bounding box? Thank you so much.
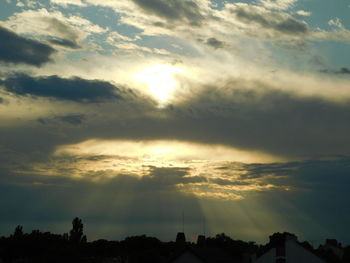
[19,139,291,201]
[133,64,187,105]
[55,139,282,165]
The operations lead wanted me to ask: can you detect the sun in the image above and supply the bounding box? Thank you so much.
[133,64,186,105]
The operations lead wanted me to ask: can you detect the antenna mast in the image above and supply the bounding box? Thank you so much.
[203,216,206,236]
[182,210,184,233]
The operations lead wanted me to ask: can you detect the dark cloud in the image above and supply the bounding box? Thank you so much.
[241,157,350,187]
[1,74,122,103]
[39,17,82,49]
[275,17,308,34]
[38,114,86,125]
[56,114,86,125]
[149,166,190,177]
[147,166,206,185]
[339,67,350,74]
[0,26,55,66]
[41,17,80,42]
[320,67,350,75]
[158,82,350,158]
[231,5,308,36]
[48,38,81,49]
[273,40,308,51]
[3,76,350,164]
[132,0,204,26]
[205,38,225,49]
[3,77,350,159]
[210,178,251,186]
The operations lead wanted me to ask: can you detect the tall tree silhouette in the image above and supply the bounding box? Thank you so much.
[13,225,23,239]
[69,217,86,243]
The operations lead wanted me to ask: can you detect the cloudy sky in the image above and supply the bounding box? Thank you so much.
[1,0,350,244]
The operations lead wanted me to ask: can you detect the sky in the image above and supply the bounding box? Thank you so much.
[0,0,350,245]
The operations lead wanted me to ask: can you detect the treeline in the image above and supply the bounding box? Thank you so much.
[0,218,349,263]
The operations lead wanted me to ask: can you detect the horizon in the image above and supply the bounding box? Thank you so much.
[0,220,341,248]
[1,0,350,246]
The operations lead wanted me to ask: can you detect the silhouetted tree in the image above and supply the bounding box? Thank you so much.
[205,233,258,261]
[13,225,23,239]
[69,217,86,244]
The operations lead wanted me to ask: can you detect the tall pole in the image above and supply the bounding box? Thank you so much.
[182,211,184,233]
[203,216,206,236]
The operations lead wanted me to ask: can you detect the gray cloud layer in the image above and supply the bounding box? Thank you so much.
[321,67,350,75]
[231,5,308,36]
[132,0,204,26]
[137,82,350,158]
[38,114,87,125]
[2,76,350,158]
[2,74,122,103]
[0,26,55,66]
[48,38,81,49]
